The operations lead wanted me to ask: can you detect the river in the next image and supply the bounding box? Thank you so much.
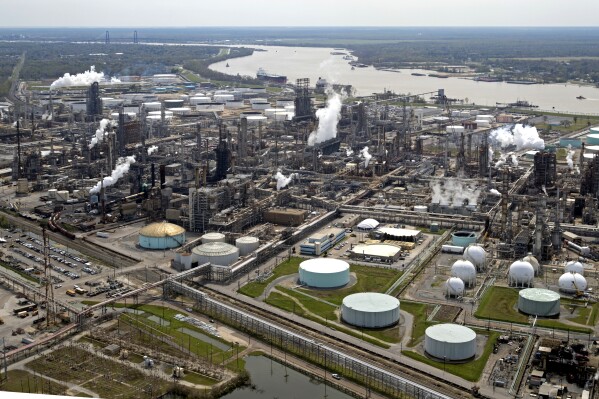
[209,45,599,114]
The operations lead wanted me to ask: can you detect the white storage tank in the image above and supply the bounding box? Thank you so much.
[201,232,226,244]
[235,236,260,256]
[190,96,211,105]
[463,245,487,271]
[138,221,186,250]
[142,102,162,111]
[558,272,587,294]
[299,258,350,288]
[250,98,268,104]
[164,99,184,109]
[70,102,87,112]
[276,99,294,107]
[518,288,560,317]
[446,126,465,134]
[424,324,476,361]
[508,260,535,287]
[192,242,239,267]
[445,277,465,297]
[413,205,428,213]
[179,252,193,270]
[477,114,495,122]
[103,98,124,107]
[170,107,191,115]
[214,94,235,102]
[522,253,540,276]
[196,103,225,112]
[245,115,268,125]
[450,260,476,287]
[225,100,244,109]
[565,261,584,275]
[252,102,271,110]
[475,119,491,128]
[341,293,400,328]
[148,110,174,117]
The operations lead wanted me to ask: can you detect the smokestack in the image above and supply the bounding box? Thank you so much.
[151,163,156,188]
[159,164,166,188]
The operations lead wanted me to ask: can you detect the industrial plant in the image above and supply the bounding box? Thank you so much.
[1,57,599,399]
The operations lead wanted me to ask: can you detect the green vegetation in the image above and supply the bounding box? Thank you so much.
[238,257,303,298]
[402,331,500,382]
[0,370,69,396]
[401,301,436,347]
[475,286,593,333]
[0,259,40,283]
[182,371,219,386]
[276,286,337,320]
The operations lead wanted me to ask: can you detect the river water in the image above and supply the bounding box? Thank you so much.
[222,355,354,399]
[209,45,599,114]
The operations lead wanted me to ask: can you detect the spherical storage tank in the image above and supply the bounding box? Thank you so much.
[299,258,350,288]
[201,232,226,244]
[235,236,259,256]
[508,260,535,287]
[451,260,476,287]
[565,261,584,275]
[425,324,476,361]
[192,242,239,266]
[518,288,560,317]
[522,253,540,276]
[463,245,487,271]
[445,277,465,297]
[558,272,587,294]
[138,221,186,249]
[341,293,400,328]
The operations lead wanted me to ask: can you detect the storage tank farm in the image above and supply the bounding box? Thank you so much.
[298,258,350,288]
[138,221,186,249]
[565,261,585,275]
[463,245,487,271]
[450,260,476,287]
[341,293,400,328]
[518,288,561,317]
[508,260,535,287]
[424,324,477,361]
[445,277,465,297]
[558,272,587,294]
[522,253,540,276]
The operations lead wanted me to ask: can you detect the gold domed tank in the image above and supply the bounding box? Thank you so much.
[138,221,186,249]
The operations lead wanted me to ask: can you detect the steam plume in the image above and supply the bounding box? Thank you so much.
[274,170,298,190]
[489,189,502,196]
[361,146,372,167]
[346,148,354,157]
[566,145,575,170]
[50,66,121,88]
[430,179,481,207]
[90,156,136,194]
[90,119,115,148]
[489,124,544,151]
[307,91,342,146]
[147,145,158,155]
[511,154,519,167]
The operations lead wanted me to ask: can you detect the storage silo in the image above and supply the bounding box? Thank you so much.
[518,288,560,317]
[164,99,184,109]
[235,236,260,256]
[201,232,226,244]
[451,231,477,247]
[191,242,239,266]
[424,324,477,361]
[586,131,599,145]
[558,272,587,294]
[298,258,350,288]
[139,221,186,249]
[450,260,476,287]
[508,261,535,287]
[463,245,487,271]
[190,96,211,105]
[565,261,584,275]
[522,253,540,276]
[341,293,400,328]
[445,277,465,297]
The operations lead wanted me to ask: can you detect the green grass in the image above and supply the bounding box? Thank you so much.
[0,370,68,395]
[0,260,41,283]
[265,291,307,317]
[298,265,402,305]
[402,331,500,382]
[475,286,593,333]
[401,301,435,347]
[182,370,219,386]
[238,257,304,298]
[276,286,337,320]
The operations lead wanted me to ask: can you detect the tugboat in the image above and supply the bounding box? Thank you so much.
[577,95,586,100]
[226,63,229,68]
[256,68,287,84]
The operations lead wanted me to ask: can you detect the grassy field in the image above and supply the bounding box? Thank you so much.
[298,265,402,305]
[401,301,436,347]
[276,286,337,320]
[475,286,593,333]
[238,257,303,298]
[403,331,500,382]
[0,370,70,396]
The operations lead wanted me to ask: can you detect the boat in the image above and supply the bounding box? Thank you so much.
[226,63,229,68]
[428,73,449,79]
[577,95,586,100]
[505,80,537,85]
[411,73,426,77]
[475,76,502,82]
[351,66,355,70]
[256,68,287,84]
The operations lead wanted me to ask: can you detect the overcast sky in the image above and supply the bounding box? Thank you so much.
[1,0,598,27]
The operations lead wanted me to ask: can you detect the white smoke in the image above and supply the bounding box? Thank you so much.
[361,146,372,167]
[90,118,115,148]
[274,170,297,191]
[346,148,354,157]
[566,145,575,170]
[489,124,544,151]
[495,153,506,168]
[489,189,502,196]
[90,156,136,194]
[430,179,482,207]
[50,66,121,88]
[147,145,158,155]
[511,153,519,167]
[307,91,342,146]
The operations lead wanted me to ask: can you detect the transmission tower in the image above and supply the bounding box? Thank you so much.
[43,228,55,327]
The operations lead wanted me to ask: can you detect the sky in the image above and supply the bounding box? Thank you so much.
[1,0,598,27]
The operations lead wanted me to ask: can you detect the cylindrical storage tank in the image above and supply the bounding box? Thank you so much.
[463,245,487,271]
[559,138,582,148]
[276,99,294,107]
[518,288,560,316]
[252,102,271,110]
[565,261,584,275]
[299,258,350,288]
[138,222,186,249]
[424,324,476,361]
[191,242,239,266]
[170,107,191,115]
[235,236,260,256]
[451,110,461,117]
[225,100,243,109]
[190,96,211,105]
[103,98,124,107]
[446,126,465,134]
[196,103,224,112]
[142,102,162,111]
[341,293,399,328]
[459,111,471,118]
[179,94,189,102]
[590,127,599,135]
[475,119,491,128]
[179,252,193,270]
[47,189,57,199]
[585,145,599,154]
[272,112,289,121]
[522,253,540,276]
[70,102,87,112]
[445,277,465,297]
[413,205,428,213]
[508,261,535,287]
[558,272,587,293]
[164,99,184,109]
[249,98,268,104]
[214,94,235,102]
[586,133,599,145]
[148,110,174,117]
[451,231,477,247]
[201,232,226,244]
[245,115,268,125]
[264,108,284,117]
[450,260,476,287]
[477,114,495,122]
